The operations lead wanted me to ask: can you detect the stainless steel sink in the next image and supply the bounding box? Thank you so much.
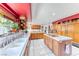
[50,35,59,37]
[47,33,59,37]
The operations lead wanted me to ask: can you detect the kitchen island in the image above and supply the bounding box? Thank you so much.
[44,34,72,56]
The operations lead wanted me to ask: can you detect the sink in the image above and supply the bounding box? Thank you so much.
[50,35,59,37]
[47,33,59,37]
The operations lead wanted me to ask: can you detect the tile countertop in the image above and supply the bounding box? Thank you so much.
[30,29,44,33]
[44,34,72,42]
[0,32,30,56]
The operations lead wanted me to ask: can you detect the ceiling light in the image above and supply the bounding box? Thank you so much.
[20,16,26,19]
[52,13,56,16]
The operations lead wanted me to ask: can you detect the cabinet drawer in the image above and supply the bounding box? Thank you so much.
[31,33,44,40]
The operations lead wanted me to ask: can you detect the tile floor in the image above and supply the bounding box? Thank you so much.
[29,39,79,56]
[29,39,54,56]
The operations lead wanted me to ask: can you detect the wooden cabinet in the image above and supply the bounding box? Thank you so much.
[57,24,62,35]
[67,22,74,39]
[44,34,72,56]
[31,24,41,29]
[52,39,59,55]
[74,22,79,42]
[61,23,66,36]
[44,35,49,47]
[52,19,79,43]
[44,35,53,51]
[31,33,44,40]
[47,38,53,50]
[31,33,36,39]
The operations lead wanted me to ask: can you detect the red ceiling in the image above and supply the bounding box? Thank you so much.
[7,3,31,18]
[0,3,31,22]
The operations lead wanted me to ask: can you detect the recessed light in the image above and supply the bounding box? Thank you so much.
[52,13,56,16]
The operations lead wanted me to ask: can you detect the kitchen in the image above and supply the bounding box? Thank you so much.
[0,3,79,56]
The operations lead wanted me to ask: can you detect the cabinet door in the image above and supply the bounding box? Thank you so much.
[31,33,35,39]
[46,36,49,46]
[74,22,79,43]
[44,35,48,45]
[57,24,62,35]
[61,24,66,36]
[31,33,43,40]
[38,33,43,39]
[67,23,74,37]
[48,38,53,50]
[44,35,53,51]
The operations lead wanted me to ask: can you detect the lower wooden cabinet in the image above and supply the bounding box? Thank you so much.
[44,34,72,56]
[44,35,53,51]
[48,38,53,50]
[31,33,44,40]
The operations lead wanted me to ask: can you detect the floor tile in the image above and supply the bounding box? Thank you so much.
[29,39,79,56]
[29,39,54,56]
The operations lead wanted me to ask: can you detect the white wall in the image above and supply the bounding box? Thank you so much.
[32,3,79,25]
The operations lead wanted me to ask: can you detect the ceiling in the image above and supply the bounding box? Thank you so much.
[1,3,79,24]
[0,3,31,22]
[7,3,31,18]
[32,3,79,25]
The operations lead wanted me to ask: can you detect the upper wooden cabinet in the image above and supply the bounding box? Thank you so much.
[52,18,79,43]
[31,24,41,29]
[73,20,79,42]
[57,24,62,35]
